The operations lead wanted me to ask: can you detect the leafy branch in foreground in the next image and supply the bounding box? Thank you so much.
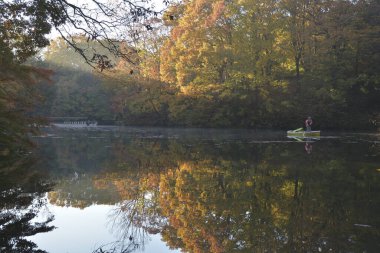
[1,0,172,68]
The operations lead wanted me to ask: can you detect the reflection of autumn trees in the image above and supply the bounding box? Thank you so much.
[159,160,287,252]
[99,139,380,253]
[39,133,380,252]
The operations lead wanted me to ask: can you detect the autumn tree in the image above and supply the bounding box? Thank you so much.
[157,0,380,129]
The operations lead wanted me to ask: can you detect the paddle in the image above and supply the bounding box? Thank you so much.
[293,127,303,132]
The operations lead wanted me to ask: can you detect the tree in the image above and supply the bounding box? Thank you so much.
[157,0,380,129]
[160,0,235,86]
[1,0,170,67]
[0,61,52,150]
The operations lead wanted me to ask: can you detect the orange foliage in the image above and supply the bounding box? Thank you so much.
[205,1,226,28]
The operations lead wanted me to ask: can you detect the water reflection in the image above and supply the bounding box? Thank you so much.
[287,136,320,154]
[0,154,55,252]
[4,128,380,252]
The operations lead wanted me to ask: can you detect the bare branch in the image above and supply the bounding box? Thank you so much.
[46,0,171,69]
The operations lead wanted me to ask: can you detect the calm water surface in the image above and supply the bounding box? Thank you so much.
[1,127,380,253]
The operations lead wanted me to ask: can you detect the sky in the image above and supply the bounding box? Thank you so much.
[49,0,169,38]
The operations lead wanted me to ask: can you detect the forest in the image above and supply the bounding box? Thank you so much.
[1,0,380,149]
[1,1,380,252]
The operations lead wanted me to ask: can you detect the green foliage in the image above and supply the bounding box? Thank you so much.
[0,0,65,64]
[30,37,115,121]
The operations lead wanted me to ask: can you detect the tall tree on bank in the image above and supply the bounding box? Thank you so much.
[160,0,236,87]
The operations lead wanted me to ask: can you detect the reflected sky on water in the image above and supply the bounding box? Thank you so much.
[29,203,178,253]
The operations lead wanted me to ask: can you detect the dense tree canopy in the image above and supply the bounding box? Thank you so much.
[1,0,380,153]
[90,0,380,129]
[156,0,380,129]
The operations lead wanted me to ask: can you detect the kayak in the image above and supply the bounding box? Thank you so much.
[287,136,320,142]
[287,130,321,137]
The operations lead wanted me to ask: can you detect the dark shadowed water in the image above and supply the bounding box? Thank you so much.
[1,127,380,253]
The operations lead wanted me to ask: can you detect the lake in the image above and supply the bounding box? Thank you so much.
[1,127,380,253]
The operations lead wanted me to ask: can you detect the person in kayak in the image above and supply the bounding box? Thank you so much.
[305,116,313,131]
